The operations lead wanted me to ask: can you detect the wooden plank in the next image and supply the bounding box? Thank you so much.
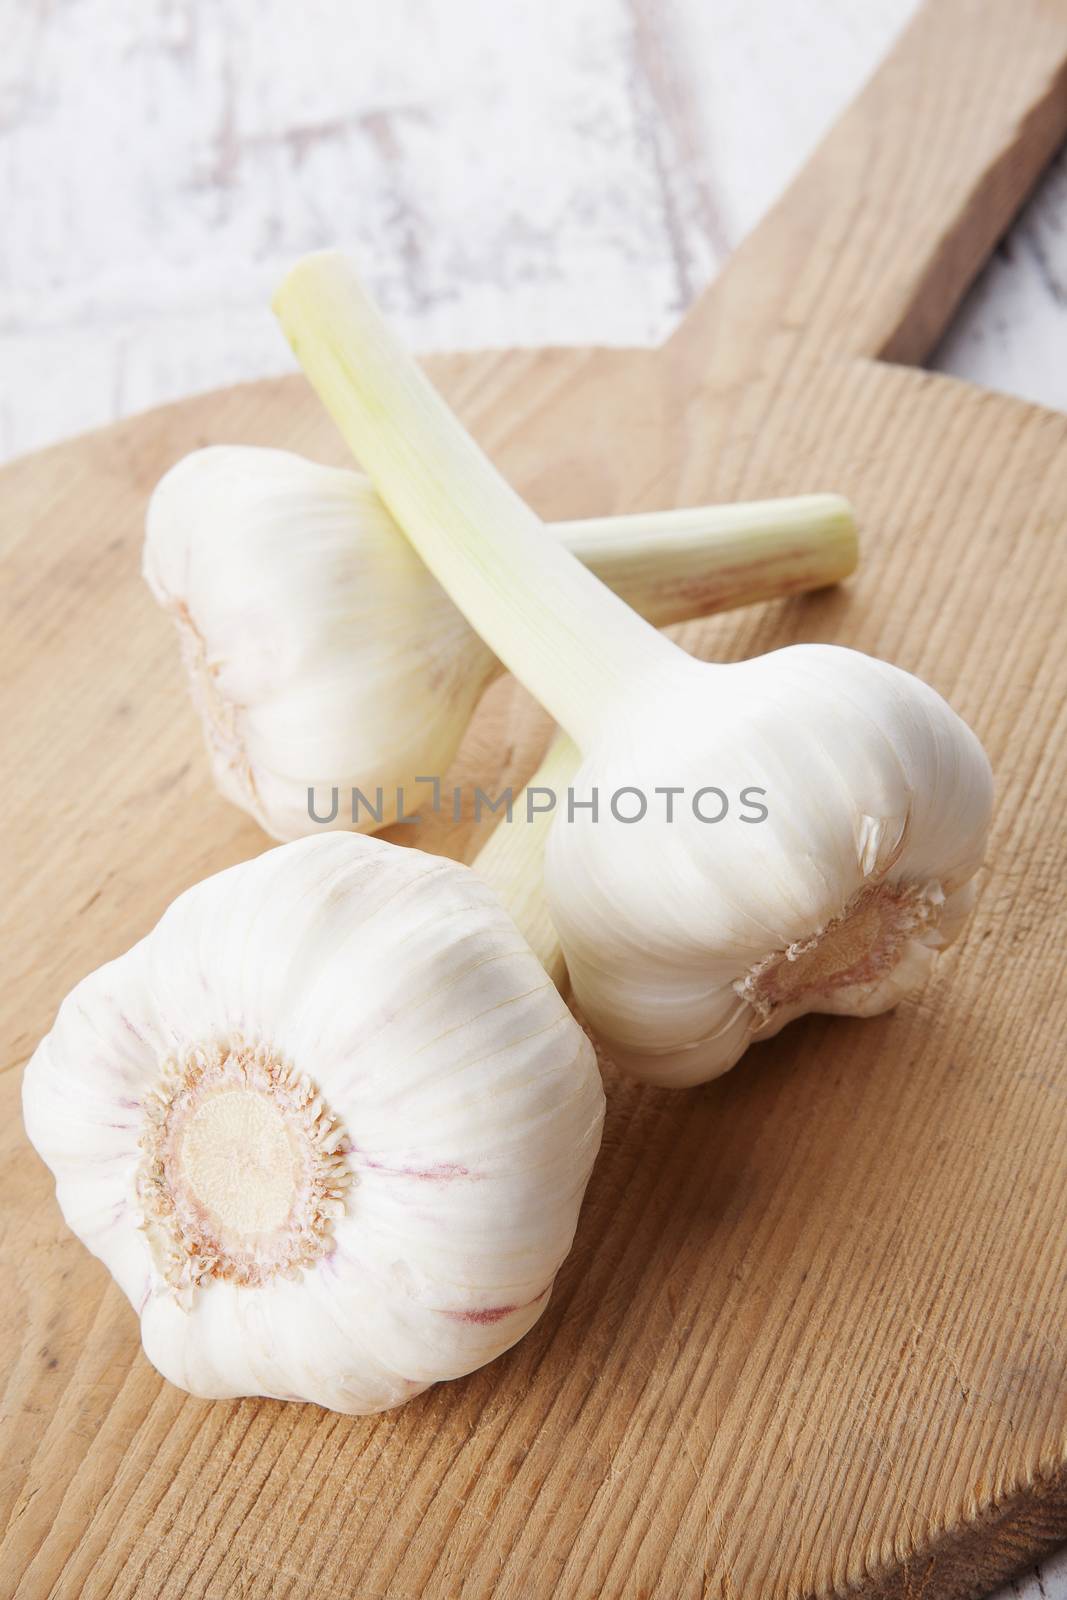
[666,0,1067,388]
[2,1,1067,1596]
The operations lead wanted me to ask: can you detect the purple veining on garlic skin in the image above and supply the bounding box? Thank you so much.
[443,1304,517,1325]
[350,1144,481,1182]
[311,1236,347,1281]
[87,1047,143,1093]
[91,1199,130,1236]
[75,1148,138,1169]
[119,1012,148,1044]
[327,1245,552,1329]
[441,1285,552,1325]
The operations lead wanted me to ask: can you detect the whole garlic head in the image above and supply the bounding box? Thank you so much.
[22,834,604,1413]
[145,448,492,842]
[547,645,993,1086]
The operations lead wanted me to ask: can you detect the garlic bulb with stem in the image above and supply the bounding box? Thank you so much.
[22,832,604,1414]
[274,252,994,1088]
[144,446,855,841]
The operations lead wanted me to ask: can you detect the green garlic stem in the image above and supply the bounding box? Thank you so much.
[274,252,682,751]
[472,732,582,991]
[560,494,856,629]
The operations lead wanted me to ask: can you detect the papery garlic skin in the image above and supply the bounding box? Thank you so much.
[22,835,604,1413]
[145,448,492,842]
[547,645,992,1086]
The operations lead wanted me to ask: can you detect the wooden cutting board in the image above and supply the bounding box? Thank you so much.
[3,3,1067,1596]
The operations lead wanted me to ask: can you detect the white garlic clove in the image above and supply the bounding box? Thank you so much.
[23,834,604,1413]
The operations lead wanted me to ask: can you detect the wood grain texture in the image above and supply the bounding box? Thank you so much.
[3,2,1067,1597]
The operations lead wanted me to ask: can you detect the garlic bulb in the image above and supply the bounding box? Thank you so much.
[22,834,604,1412]
[275,253,993,1088]
[144,446,855,841]
[541,654,990,1085]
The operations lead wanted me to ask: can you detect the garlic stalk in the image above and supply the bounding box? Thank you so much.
[144,447,855,841]
[471,731,581,991]
[275,252,994,1088]
[22,833,604,1414]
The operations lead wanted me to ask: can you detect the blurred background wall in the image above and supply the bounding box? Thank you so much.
[2,0,1065,465]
